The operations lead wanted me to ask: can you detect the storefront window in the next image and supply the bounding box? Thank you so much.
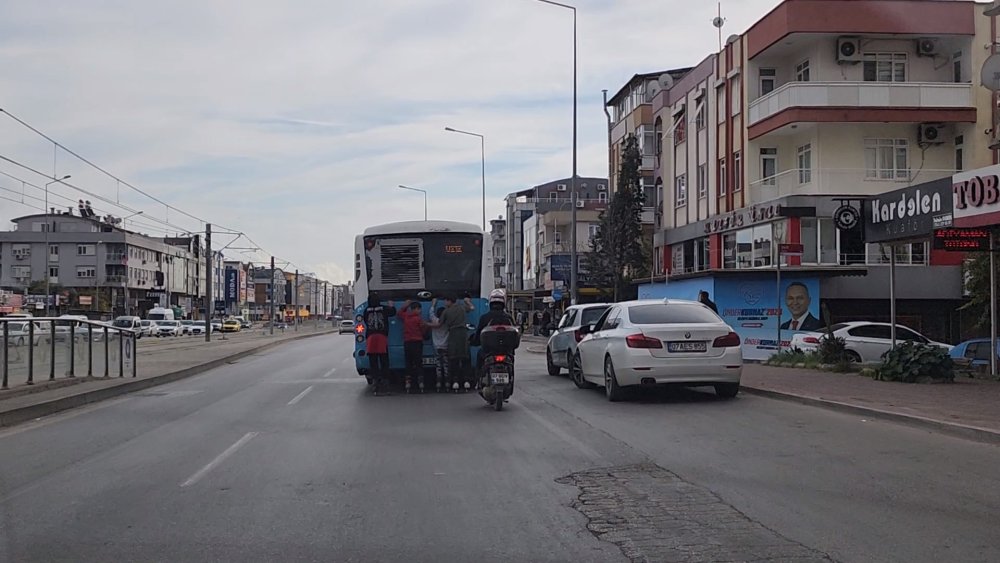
[736,228,753,268]
[697,238,711,271]
[800,218,818,264]
[671,245,684,273]
[819,218,838,264]
[839,225,866,265]
[723,234,737,269]
[752,224,772,267]
[865,242,928,265]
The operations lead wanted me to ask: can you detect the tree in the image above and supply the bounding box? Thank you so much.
[584,134,648,301]
[960,253,993,330]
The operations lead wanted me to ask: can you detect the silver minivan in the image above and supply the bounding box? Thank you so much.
[546,303,610,376]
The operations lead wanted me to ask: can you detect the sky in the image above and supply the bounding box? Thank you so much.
[0,0,781,284]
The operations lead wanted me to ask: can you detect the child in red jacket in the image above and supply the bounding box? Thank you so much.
[398,300,427,393]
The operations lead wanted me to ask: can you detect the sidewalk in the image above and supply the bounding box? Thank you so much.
[741,364,1000,443]
[0,326,337,427]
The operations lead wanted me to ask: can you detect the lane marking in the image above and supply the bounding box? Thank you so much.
[519,401,604,462]
[287,385,315,406]
[180,431,258,488]
[322,368,337,378]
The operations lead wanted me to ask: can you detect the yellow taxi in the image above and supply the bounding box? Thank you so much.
[221,318,242,333]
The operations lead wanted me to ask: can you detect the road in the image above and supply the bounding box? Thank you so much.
[0,334,998,562]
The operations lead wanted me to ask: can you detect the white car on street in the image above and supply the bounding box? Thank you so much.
[571,299,742,401]
[789,321,952,363]
[4,320,49,347]
[154,320,182,337]
[546,303,610,376]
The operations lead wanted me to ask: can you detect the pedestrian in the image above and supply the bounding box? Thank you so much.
[363,291,396,396]
[428,299,449,392]
[698,290,719,314]
[541,309,552,337]
[532,311,541,336]
[398,300,426,393]
[441,293,474,392]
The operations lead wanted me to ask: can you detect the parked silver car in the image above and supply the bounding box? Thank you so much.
[545,303,611,376]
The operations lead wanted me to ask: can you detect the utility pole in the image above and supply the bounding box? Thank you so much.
[269,255,276,336]
[294,269,299,332]
[205,224,212,342]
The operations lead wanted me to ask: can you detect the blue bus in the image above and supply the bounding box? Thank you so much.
[352,220,493,380]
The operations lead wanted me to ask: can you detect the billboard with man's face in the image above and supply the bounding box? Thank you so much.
[714,277,821,361]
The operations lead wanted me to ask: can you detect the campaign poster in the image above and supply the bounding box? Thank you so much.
[714,277,821,361]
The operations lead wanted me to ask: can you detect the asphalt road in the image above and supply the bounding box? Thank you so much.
[0,334,998,562]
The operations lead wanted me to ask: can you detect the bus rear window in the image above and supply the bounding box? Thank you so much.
[365,233,482,296]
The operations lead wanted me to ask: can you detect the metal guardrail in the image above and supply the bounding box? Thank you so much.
[1,317,138,390]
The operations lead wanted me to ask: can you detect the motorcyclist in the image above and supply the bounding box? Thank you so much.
[473,289,516,370]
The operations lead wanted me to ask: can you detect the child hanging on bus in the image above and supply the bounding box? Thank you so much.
[398,300,426,393]
[363,292,396,396]
[428,300,449,392]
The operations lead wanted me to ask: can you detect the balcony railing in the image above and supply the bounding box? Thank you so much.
[748,81,974,125]
[747,168,957,204]
[105,253,127,262]
[540,242,591,256]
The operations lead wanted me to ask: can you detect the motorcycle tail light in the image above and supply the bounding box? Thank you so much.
[494,355,506,362]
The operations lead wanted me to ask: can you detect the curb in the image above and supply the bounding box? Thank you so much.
[741,385,1000,446]
[0,330,335,428]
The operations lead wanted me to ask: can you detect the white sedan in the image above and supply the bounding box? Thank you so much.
[570,299,743,401]
[789,321,952,363]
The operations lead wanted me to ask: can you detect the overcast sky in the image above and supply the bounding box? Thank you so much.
[0,0,780,283]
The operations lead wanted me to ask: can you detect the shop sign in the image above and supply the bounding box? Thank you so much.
[704,203,783,234]
[863,178,952,243]
[953,164,1000,227]
[932,228,992,251]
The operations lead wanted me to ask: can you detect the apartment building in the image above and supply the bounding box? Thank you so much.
[632,0,994,352]
[0,213,207,317]
[504,177,609,294]
[489,216,506,288]
[251,267,287,321]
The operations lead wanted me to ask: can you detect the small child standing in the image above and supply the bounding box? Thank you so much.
[398,300,426,393]
[428,301,449,392]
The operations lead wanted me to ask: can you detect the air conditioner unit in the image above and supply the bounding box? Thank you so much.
[597,184,606,191]
[576,200,585,208]
[556,184,567,192]
[916,38,939,57]
[918,123,950,145]
[836,36,862,64]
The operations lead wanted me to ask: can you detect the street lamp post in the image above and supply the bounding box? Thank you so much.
[444,127,486,231]
[532,0,577,304]
[122,210,144,229]
[43,174,71,316]
[397,185,428,221]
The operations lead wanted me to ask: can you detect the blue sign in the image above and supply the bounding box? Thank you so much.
[214,300,227,312]
[552,289,563,301]
[549,255,572,282]
[225,268,238,304]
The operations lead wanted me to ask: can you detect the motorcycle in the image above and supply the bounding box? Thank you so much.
[477,324,520,411]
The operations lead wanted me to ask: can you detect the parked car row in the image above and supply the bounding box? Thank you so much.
[788,322,953,363]
[546,299,744,402]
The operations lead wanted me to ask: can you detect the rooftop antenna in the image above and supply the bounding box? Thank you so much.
[712,2,726,52]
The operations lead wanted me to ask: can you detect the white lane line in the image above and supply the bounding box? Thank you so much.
[287,385,315,406]
[180,431,258,488]
[322,368,337,378]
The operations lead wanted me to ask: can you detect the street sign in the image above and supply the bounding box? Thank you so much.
[933,228,992,251]
[552,289,563,301]
[778,243,804,256]
[79,295,93,306]
[123,336,134,374]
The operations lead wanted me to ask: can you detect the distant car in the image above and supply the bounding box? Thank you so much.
[139,320,156,338]
[188,321,206,335]
[950,338,1000,369]
[789,322,952,363]
[546,303,611,376]
[210,319,223,332]
[3,320,49,347]
[572,299,742,401]
[154,320,181,337]
[221,319,241,333]
[178,320,194,335]
[338,320,355,334]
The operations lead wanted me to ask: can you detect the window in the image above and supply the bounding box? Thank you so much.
[77,244,94,256]
[717,87,726,124]
[553,231,561,245]
[864,138,909,180]
[760,148,777,185]
[897,327,928,343]
[558,310,576,329]
[628,303,721,325]
[653,118,663,156]
[76,267,96,278]
[752,224,772,267]
[695,238,710,271]
[731,77,741,116]
[723,233,737,269]
[819,218,837,264]
[718,158,727,196]
[597,192,608,203]
[736,228,753,268]
[848,325,892,340]
[49,245,59,261]
[697,164,708,199]
[863,53,906,83]
[839,224,866,265]
[695,102,706,130]
[580,306,610,326]
[953,51,963,83]
[800,218,818,264]
[795,60,810,82]
[588,225,599,240]
[955,135,964,172]
[864,242,928,265]
[797,144,812,184]
[549,192,559,201]
[733,152,742,192]
[48,266,58,279]
[11,265,30,278]
[759,67,776,95]
[642,125,657,156]
[673,114,686,145]
[674,174,687,207]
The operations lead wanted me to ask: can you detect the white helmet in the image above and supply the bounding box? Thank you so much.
[488,288,506,304]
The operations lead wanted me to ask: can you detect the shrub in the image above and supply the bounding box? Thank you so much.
[769,348,806,366]
[816,335,848,365]
[876,341,954,383]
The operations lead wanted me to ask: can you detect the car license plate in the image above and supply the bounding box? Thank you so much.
[490,373,510,385]
[422,357,436,366]
[667,341,707,353]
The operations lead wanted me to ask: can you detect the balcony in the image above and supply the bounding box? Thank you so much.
[748,81,974,129]
[641,155,656,171]
[540,242,590,257]
[105,253,127,262]
[748,168,957,204]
